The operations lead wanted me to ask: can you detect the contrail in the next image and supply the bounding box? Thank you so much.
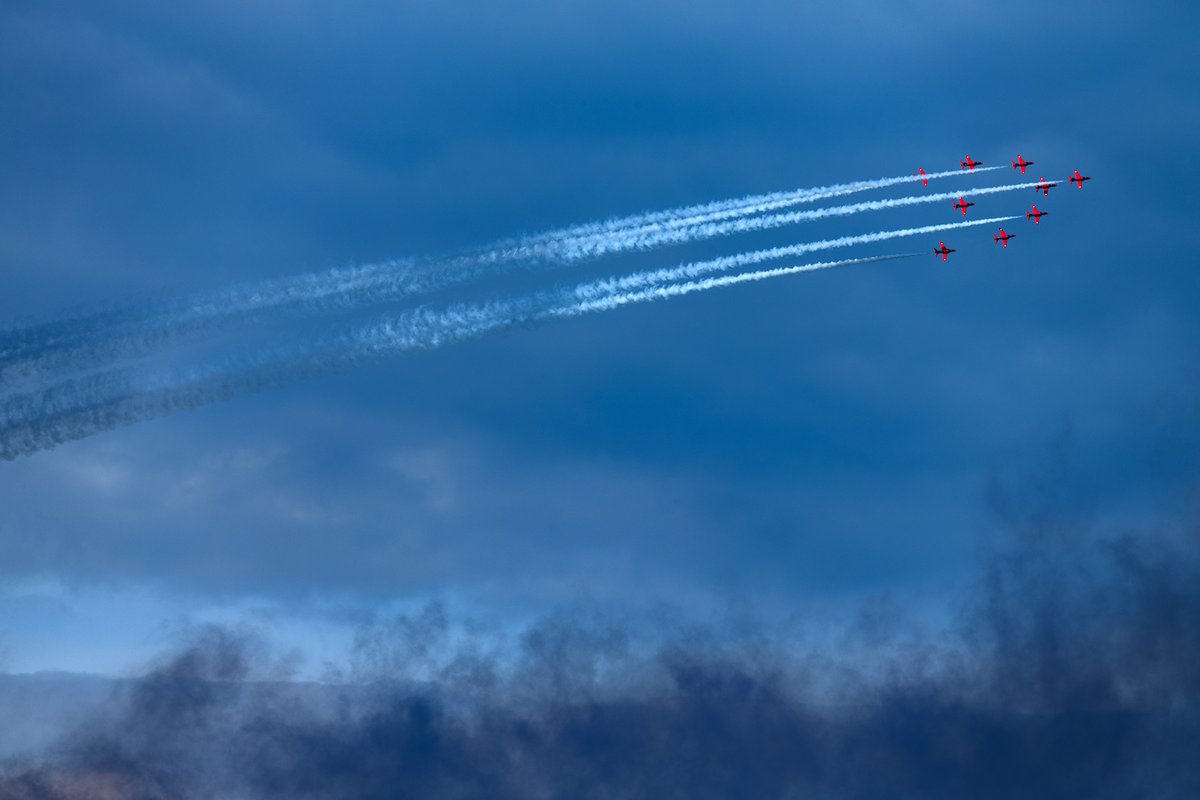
[558,254,921,317]
[572,215,1019,300]
[514,166,1000,247]
[549,180,1060,260]
[2,213,1016,388]
[1,252,922,459]
[0,169,1004,379]
[0,214,1015,403]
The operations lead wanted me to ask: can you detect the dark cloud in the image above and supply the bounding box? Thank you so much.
[3,493,1197,799]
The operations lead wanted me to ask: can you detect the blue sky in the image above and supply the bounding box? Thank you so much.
[1,0,1198,685]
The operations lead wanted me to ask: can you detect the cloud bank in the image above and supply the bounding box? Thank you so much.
[2,494,1196,799]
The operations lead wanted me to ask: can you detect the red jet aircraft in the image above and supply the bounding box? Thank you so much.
[917,167,929,187]
[1012,154,1035,174]
[934,242,956,261]
[1069,169,1092,189]
[953,197,975,215]
[1033,176,1058,195]
[994,228,1015,247]
[1027,204,1048,224]
[960,155,984,170]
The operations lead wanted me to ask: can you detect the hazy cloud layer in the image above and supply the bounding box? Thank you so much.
[2,498,1198,798]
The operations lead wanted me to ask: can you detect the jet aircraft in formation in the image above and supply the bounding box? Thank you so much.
[922,154,1091,260]
[934,242,956,261]
[1034,177,1057,195]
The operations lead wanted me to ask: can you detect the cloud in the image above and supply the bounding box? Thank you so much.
[2,483,1196,799]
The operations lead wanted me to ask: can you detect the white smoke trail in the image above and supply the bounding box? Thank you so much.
[164,205,1021,321]
[0,168,1002,377]
[515,166,999,247]
[203,213,1016,318]
[1,210,1016,403]
[559,255,916,317]
[0,296,537,458]
[573,215,1018,301]
[0,239,947,459]
[551,180,1059,260]
[1,213,1013,413]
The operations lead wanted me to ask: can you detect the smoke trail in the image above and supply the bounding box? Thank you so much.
[1,214,1016,454]
[7,165,992,357]
[1,212,1012,421]
[515,166,1000,247]
[1,252,921,459]
[0,212,1016,393]
[561,254,920,317]
[572,215,1018,301]
[0,169,1003,380]
[551,180,1059,260]
[0,298,556,459]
